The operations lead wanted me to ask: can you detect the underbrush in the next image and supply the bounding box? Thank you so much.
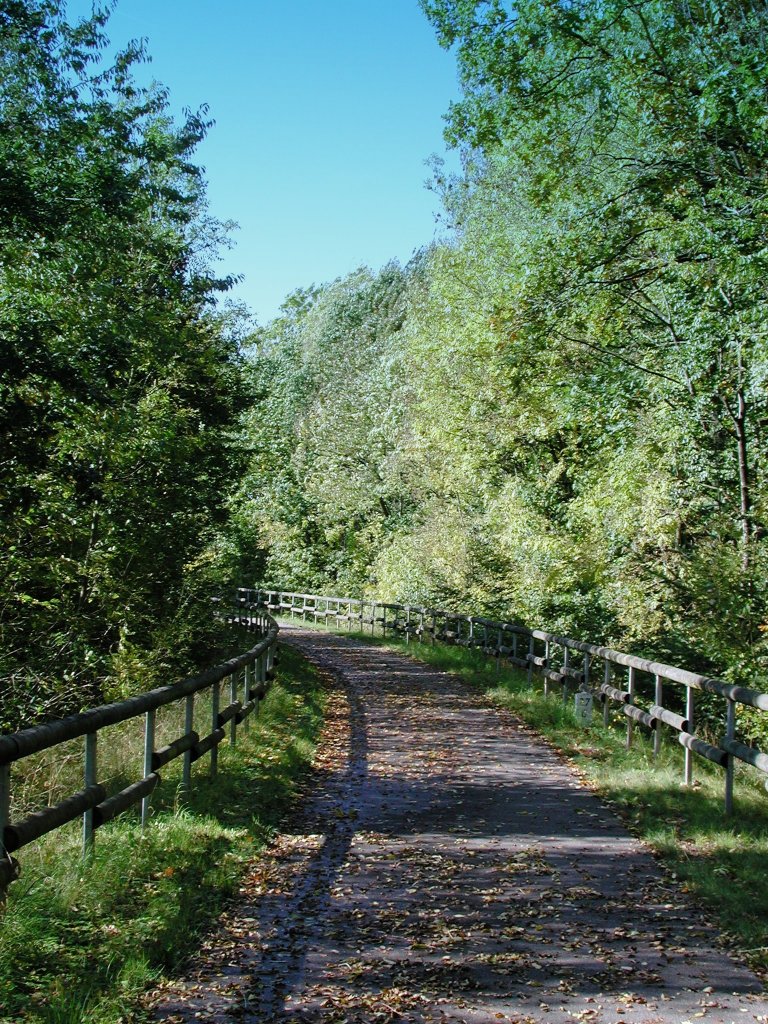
[0,640,324,1024]
[305,621,768,977]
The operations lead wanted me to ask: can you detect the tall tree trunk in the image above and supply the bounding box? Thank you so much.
[734,388,751,572]
[722,387,752,572]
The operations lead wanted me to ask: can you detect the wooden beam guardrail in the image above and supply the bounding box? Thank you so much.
[0,600,279,897]
[249,586,768,814]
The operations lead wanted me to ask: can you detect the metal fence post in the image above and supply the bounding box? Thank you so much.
[603,662,611,726]
[142,710,155,828]
[543,639,551,696]
[83,732,97,857]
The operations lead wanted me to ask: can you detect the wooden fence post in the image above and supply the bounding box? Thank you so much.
[685,686,694,786]
[561,647,569,701]
[142,710,155,827]
[626,666,636,748]
[1,763,10,873]
[603,663,611,726]
[654,674,663,757]
[725,698,736,815]
[183,694,195,792]
[83,732,97,857]
[527,635,534,684]
[243,663,251,734]
[210,680,220,777]
[229,674,237,748]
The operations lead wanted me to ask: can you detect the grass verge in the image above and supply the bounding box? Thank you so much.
[304,621,768,977]
[0,639,324,1024]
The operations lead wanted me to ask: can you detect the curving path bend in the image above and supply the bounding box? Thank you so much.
[149,627,768,1024]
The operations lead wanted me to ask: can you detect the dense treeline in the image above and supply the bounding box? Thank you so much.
[1,2,246,729]
[4,0,768,735]
[240,0,768,714]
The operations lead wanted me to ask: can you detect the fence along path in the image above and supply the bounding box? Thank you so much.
[149,626,768,1024]
[248,588,768,813]
[0,604,278,894]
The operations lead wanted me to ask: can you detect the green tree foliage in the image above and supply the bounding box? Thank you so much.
[242,0,768,716]
[236,264,414,595]
[0,2,246,728]
[416,0,768,676]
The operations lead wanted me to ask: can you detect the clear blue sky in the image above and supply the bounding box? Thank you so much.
[65,1,461,323]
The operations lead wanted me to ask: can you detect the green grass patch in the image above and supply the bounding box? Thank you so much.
[320,624,768,976]
[0,639,324,1024]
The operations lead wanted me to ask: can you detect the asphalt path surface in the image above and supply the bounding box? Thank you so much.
[150,628,768,1024]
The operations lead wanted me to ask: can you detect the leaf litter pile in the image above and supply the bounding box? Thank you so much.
[148,629,768,1024]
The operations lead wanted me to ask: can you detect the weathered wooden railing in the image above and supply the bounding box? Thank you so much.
[0,601,278,894]
[246,587,768,814]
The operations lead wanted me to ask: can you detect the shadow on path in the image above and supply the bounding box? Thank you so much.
[150,628,768,1024]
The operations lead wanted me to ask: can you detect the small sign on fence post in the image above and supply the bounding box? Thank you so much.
[574,689,593,726]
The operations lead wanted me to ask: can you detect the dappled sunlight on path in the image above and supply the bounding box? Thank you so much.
[149,629,768,1024]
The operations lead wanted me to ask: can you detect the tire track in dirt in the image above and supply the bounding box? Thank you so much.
[148,628,768,1024]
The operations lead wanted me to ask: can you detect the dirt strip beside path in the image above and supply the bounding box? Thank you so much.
[149,628,768,1024]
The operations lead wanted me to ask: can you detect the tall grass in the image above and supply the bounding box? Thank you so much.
[0,640,325,1024]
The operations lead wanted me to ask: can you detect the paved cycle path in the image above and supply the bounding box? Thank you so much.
[151,628,768,1024]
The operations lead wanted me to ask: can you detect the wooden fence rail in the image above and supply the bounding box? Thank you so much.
[0,601,278,894]
[246,587,768,815]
